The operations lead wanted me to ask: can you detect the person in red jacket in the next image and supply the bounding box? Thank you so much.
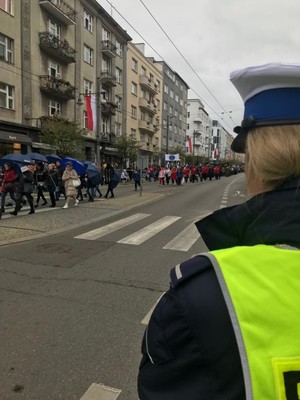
[1,162,16,214]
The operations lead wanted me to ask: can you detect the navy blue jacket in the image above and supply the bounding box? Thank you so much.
[138,178,300,399]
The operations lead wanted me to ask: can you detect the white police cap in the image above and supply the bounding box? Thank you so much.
[230,63,300,153]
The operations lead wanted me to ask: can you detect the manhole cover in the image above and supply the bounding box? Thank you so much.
[35,244,72,253]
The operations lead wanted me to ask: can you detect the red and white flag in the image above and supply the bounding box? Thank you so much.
[86,95,97,131]
[188,137,193,153]
[214,146,218,159]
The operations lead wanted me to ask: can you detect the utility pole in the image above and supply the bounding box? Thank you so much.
[166,115,169,155]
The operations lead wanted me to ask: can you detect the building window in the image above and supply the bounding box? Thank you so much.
[83,79,92,95]
[48,100,61,116]
[164,84,168,94]
[48,19,61,38]
[115,67,122,84]
[115,122,121,136]
[131,58,137,72]
[116,40,122,57]
[83,110,88,129]
[163,102,167,111]
[131,81,137,95]
[83,44,93,65]
[0,0,13,14]
[102,27,110,41]
[83,10,93,32]
[170,89,174,99]
[141,66,146,76]
[0,82,14,109]
[130,129,136,139]
[0,33,13,63]
[48,60,60,77]
[102,57,111,72]
[115,95,122,110]
[131,105,137,119]
[175,94,179,103]
[156,80,160,91]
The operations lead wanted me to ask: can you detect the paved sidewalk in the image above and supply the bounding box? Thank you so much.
[0,191,163,247]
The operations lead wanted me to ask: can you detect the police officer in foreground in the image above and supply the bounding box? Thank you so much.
[138,63,300,400]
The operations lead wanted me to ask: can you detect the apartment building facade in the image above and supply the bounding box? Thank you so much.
[186,98,212,157]
[153,61,189,155]
[126,43,163,167]
[0,0,131,163]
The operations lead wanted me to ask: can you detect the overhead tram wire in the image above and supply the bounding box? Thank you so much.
[103,0,235,132]
[138,0,239,127]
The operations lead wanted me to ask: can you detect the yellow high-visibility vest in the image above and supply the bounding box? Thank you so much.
[203,245,300,400]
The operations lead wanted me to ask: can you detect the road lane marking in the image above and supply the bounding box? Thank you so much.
[74,213,150,240]
[163,222,199,252]
[80,383,121,400]
[141,293,165,325]
[117,216,181,245]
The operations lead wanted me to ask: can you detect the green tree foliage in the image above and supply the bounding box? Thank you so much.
[114,134,143,168]
[40,116,86,158]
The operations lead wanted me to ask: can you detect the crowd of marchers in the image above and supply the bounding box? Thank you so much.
[0,160,117,219]
[139,163,244,185]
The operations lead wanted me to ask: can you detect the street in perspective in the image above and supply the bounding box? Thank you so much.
[1,173,246,400]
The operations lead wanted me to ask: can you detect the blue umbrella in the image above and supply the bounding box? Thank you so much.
[60,157,86,175]
[82,160,93,168]
[110,169,121,189]
[26,152,49,163]
[0,153,35,165]
[86,163,101,185]
[45,154,61,163]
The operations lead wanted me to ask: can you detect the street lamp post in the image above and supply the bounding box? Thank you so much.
[166,115,175,155]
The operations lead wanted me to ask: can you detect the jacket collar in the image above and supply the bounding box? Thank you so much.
[196,178,300,251]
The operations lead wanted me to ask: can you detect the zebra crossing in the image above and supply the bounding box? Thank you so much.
[75,212,203,252]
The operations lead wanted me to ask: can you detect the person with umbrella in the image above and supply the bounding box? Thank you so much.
[34,162,48,207]
[62,161,80,209]
[85,163,102,200]
[1,162,16,214]
[10,164,35,216]
[104,163,115,199]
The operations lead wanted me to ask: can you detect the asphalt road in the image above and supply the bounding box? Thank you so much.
[0,174,247,400]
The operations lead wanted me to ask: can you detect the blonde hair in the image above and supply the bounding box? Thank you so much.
[245,125,300,191]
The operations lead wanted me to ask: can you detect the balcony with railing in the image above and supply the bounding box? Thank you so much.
[100,132,116,144]
[138,120,157,134]
[100,71,117,87]
[139,75,158,94]
[39,32,76,63]
[101,101,117,116]
[102,40,117,58]
[139,98,158,115]
[40,75,75,100]
[39,0,76,25]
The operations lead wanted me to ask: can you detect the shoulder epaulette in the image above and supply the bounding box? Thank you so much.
[170,254,212,289]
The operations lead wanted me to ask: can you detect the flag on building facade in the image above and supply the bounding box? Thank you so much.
[86,95,97,131]
[188,137,193,153]
[165,153,180,161]
[214,145,219,159]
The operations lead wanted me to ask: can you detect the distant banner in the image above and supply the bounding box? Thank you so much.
[165,153,180,161]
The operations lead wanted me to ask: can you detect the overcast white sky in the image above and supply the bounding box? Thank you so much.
[98,0,300,133]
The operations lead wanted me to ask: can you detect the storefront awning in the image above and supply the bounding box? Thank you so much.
[0,131,32,144]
